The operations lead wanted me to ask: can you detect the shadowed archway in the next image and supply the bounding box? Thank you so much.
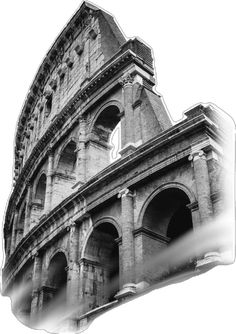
[141,187,194,282]
[83,222,120,311]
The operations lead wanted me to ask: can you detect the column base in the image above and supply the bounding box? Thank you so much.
[114,283,136,301]
[196,252,222,272]
[135,281,150,293]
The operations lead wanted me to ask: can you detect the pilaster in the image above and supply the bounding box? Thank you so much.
[44,148,54,213]
[30,253,43,324]
[189,149,216,269]
[119,74,136,156]
[76,116,87,184]
[66,221,80,314]
[24,180,33,236]
[115,188,136,300]
[188,149,213,224]
[10,211,18,254]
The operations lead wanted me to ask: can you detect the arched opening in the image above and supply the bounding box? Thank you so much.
[12,265,33,326]
[45,252,68,310]
[89,105,121,176]
[17,276,33,325]
[52,141,77,207]
[143,188,192,239]
[35,174,47,208]
[110,122,121,162]
[58,141,77,175]
[45,95,52,117]
[15,203,26,245]
[141,187,193,281]
[84,222,119,311]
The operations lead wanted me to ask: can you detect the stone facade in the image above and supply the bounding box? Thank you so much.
[2,2,232,333]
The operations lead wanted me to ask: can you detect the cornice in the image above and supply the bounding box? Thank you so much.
[133,227,170,244]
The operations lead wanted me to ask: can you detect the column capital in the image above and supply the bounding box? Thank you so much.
[32,251,41,260]
[119,74,134,87]
[25,178,32,188]
[78,115,87,123]
[47,145,54,157]
[188,149,206,162]
[118,188,135,198]
[66,220,76,231]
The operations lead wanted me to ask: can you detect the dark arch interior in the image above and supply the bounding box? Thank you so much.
[46,252,67,308]
[12,264,34,325]
[19,277,33,323]
[84,222,119,308]
[48,252,67,289]
[141,187,194,281]
[58,141,77,174]
[18,203,26,229]
[35,174,47,208]
[93,106,120,144]
[167,205,192,241]
[143,188,192,241]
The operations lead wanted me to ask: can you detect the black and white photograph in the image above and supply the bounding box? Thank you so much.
[0,1,235,334]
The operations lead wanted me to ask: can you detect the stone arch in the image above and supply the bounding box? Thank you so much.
[44,251,68,311]
[12,261,34,325]
[88,101,123,169]
[82,220,120,311]
[47,247,68,267]
[138,182,196,282]
[34,173,47,208]
[15,201,26,246]
[81,216,121,257]
[138,182,195,228]
[57,139,77,175]
[89,100,123,134]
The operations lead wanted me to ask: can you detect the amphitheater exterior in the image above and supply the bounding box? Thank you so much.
[2,2,230,332]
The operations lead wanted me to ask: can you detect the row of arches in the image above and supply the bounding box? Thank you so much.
[12,102,123,251]
[14,185,195,325]
[35,140,77,210]
[31,103,122,210]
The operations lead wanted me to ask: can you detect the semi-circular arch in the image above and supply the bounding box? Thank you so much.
[138,182,196,227]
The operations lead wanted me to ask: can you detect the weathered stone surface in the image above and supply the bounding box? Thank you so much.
[2,2,231,333]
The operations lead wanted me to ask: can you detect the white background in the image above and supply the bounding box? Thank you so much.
[0,1,235,333]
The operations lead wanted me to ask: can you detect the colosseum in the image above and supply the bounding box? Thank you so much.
[1,1,234,333]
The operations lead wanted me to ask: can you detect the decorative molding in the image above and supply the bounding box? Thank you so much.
[79,257,104,268]
[119,73,134,87]
[133,227,170,243]
[186,201,199,212]
[118,188,135,198]
[188,149,206,162]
